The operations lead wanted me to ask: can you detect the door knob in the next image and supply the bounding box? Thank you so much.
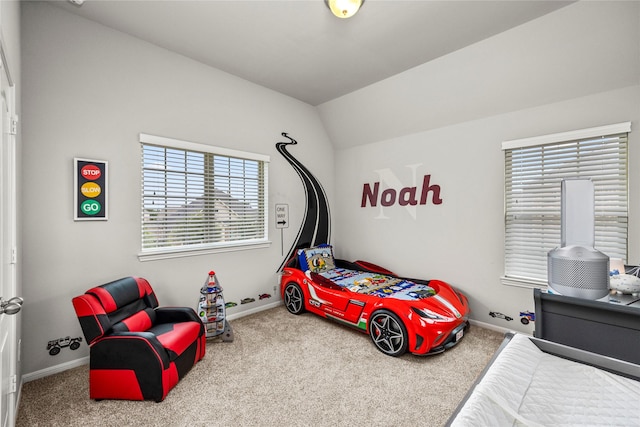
[0,296,23,315]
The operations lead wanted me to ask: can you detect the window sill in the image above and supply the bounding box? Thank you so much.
[500,276,548,290]
[138,240,272,262]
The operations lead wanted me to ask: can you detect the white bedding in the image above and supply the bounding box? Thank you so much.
[450,333,640,427]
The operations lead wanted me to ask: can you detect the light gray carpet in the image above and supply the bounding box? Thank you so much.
[17,305,504,427]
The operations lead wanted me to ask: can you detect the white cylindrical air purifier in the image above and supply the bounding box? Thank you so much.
[547,179,609,300]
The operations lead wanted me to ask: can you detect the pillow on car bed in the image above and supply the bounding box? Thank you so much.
[298,244,336,273]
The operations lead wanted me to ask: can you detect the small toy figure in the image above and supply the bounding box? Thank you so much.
[519,311,535,325]
[198,271,233,341]
[47,336,82,355]
[489,311,513,321]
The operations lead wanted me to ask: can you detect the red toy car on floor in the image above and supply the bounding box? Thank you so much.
[280,245,470,357]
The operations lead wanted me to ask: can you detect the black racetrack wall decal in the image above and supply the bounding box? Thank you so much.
[276,133,331,271]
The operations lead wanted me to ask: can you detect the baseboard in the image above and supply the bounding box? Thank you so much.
[240,303,514,338]
[26,304,508,386]
[22,356,89,383]
[469,318,522,336]
[22,302,283,383]
[226,300,283,321]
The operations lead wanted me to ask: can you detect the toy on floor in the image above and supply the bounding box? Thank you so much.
[198,271,234,341]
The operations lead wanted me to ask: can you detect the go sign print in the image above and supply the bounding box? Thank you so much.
[74,158,108,221]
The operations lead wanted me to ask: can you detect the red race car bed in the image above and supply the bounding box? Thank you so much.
[280,245,470,356]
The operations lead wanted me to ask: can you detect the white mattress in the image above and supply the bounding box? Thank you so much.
[450,333,640,427]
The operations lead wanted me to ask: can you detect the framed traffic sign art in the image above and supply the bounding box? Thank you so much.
[74,158,108,221]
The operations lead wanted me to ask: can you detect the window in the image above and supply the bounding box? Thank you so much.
[139,134,269,260]
[502,122,630,288]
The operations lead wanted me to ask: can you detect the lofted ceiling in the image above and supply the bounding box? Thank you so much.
[50,0,572,106]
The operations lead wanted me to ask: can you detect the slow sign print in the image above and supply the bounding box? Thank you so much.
[74,158,108,220]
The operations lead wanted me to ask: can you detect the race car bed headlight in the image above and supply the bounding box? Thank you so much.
[411,307,452,321]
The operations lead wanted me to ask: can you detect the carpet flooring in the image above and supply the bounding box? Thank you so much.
[16,305,504,426]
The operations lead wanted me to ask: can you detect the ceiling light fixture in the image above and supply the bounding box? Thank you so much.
[325,0,365,19]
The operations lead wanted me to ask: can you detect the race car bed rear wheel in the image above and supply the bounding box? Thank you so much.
[369,309,408,357]
[283,282,306,315]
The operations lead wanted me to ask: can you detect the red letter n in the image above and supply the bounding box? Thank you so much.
[361,182,379,207]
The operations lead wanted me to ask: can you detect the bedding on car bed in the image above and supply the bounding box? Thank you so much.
[319,267,437,300]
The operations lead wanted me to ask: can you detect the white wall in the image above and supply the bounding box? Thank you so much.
[332,86,639,332]
[325,1,640,333]
[21,2,334,375]
[20,0,640,376]
[319,1,640,149]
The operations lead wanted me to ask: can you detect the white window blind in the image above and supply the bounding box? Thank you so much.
[140,134,269,258]
[502,123,630,287]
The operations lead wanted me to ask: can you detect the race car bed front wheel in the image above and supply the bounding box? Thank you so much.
[369,309,408,357]
[284,283,306,315]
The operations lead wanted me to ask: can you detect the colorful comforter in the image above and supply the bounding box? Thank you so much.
[320,267,436,300]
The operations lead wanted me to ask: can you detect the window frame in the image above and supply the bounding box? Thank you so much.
[138,133,270,261]
[501,122,631,289]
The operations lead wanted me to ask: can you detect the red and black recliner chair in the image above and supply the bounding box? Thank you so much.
[72,276,206,402]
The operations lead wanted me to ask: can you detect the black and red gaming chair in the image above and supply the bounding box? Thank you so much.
[72,276,206,402]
